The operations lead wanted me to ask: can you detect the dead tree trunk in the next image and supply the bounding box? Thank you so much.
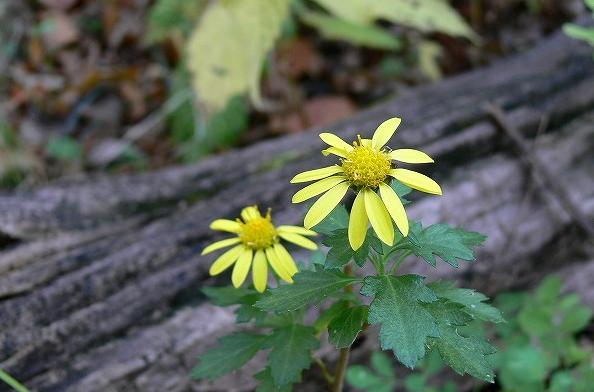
[0,27,593,392]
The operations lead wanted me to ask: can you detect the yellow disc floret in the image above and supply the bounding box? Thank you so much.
[239,209,278,249]
[342,138,392,188]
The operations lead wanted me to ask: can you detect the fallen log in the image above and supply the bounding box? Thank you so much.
[1,26,593,391]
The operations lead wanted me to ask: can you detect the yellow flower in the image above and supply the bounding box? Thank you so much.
[201,206,317,292]
[291,117,442,250]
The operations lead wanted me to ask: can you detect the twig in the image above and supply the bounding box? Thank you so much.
[485,103,594,237]
[314,357,334,385]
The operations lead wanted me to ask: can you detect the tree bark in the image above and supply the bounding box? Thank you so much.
[1,27,593,391]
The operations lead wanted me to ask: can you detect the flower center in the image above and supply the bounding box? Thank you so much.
[239,216,277,249]
[342,143,391,188]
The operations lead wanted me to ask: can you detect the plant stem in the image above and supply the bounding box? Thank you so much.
[314,357,334,385]
[0,369,30,392]
[390,250,411,274]
[331,264,353,392]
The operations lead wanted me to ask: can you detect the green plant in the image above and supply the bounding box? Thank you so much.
[0,122,39,188]
[192,118,501,391]
[0,368,30,392]
[563,0,594,58]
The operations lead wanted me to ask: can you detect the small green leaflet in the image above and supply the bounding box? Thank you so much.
[424,302,496,382]
[191,332,267,380]
[255,368,292,392]
[312,204,349,234]
[404,222,486,268]
[429,281,504,323]
[346,352,396,392]
[323,228,382,268]
[314,300,350,332]
[361,275,438,368]
[256,270,360,313]
[328,306,368,348]
[264,324,319,387]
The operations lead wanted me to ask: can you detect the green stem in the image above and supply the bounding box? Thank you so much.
[389,250,412,274]
[0,369,30,392]
[331,265,353,392]
[314,357,334,385]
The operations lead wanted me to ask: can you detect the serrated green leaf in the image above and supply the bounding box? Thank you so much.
[311,0,476,39]
[429,281,504,323]
[202,286,256,306]
[255,368,292,392]
[299,11,401,50]
[390,179,412,204]
[314,300,349,332]
[361,275,438,368]
[404,223,485,268]
[559,306,592,333]
[191,332,267,380]
[186,0,289,110]
[328,305,368,348]
[313,204,349,234]
[264,324,319,387]
[256,270,360,313]
[324,228,381,268]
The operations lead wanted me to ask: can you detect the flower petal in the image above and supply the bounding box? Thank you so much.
[389,149,434,164]
[241,206,260,221]
[363,189,394,246]
[390,168,442,195]
[348,190,368,251]
[379,183,409,236]
[322,147,348,158]
[277,225,317,236]
[209,219,242,233]
[292,176,347,203]
[252,250,268,293]
[274,243,298,275]
[320,132,354,151]
[291,166,343,184]
[304,182,350,229]
[232,248,253,288]
[372,117,402,149]
[209,245,244,275]
[201,237,241,255]
[279,232,318,250]
[265,247,293,283]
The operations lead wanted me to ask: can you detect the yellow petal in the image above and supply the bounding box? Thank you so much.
[348,190,368,251]
[274,243,298,275]
[279,232,318,250]
[265,247,293,283]
[303,182,350,229]
[209,219,242,233]
[363,189,394,246]
[320,132,354,151]
[241,206,260,221]
[209,245,244,275]
[389,149,434,164]
[232,248,253,288]
[201,237,241,255]
[252,250,268,293]
[379,183,409,236]
[292,176,346,203]
[277,225,317,236]
[390,168,442,195]
[322,147,348,158]
[291,166,343,183]
[372,117,402,149]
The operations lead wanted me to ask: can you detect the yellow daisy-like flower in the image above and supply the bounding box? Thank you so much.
[201,206,317,292]
[291,117,442,251]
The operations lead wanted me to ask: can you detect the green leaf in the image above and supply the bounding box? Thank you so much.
[146,0,205,41]
[46,135,82,161]
[390,179,412,204]
[328,305,368,348]
[370,351,395,379]
[312,204,349,234]
[563,24,594,46]
[404,223,485,268]
[186,0,289,110]
[550,370,573,392]
[361,275,438,368]
[299,11,401,50]
[191,332,267,380]
[429,281,504,323]
[311,0,476,40]
[256,270,359,313]
[264,324,319,387]
[255,368,292,392]
[314,300,349,332]
[404,373,427,392]
[346,366,390,392]
[560,306,592,333]
[498,345,547,389]
[202,286,257,306]
[324,228,381,268]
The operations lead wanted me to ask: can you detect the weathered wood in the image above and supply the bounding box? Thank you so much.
[1,27,593,391]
